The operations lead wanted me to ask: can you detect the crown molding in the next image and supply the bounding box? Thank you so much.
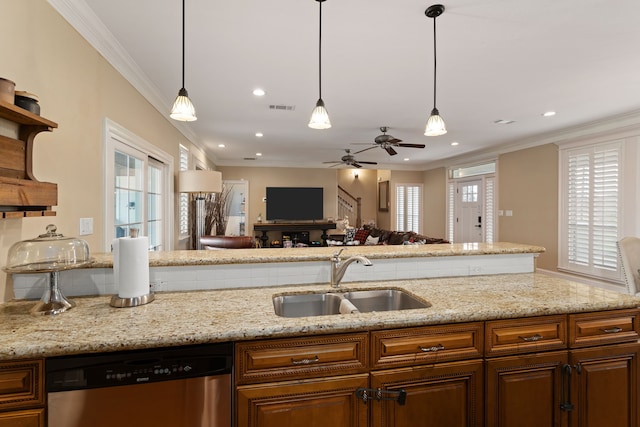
[46,0,209,157]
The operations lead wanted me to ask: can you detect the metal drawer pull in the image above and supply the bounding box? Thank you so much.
[291,355,319,365]
[356,387,407,406]
[519,334,543,342]
[418,344,445,353]
[601,327,623,333]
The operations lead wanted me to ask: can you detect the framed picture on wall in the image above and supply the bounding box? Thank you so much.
[378,180,389,212]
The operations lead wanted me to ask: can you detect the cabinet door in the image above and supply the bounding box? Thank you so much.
[370,359,483,427]
[236,374,368,427]
[486,351,569,427]
[569,342,639,427]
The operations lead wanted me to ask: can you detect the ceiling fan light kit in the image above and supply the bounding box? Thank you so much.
[170,0,197,122]
[308,0,331,129]
[424,4,446,136]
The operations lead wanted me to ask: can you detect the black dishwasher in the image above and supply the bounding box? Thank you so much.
[46,342,233,427]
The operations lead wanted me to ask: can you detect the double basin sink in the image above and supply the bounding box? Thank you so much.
[273,288,430,318]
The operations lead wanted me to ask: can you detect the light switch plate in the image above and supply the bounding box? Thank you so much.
[79,217,93,235]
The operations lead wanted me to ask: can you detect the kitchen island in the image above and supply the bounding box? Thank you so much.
[1,272,638,360]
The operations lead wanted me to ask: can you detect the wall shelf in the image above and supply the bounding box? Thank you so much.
[0,100,58,218]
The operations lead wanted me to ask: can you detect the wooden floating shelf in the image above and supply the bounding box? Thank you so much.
[0,99,58,218]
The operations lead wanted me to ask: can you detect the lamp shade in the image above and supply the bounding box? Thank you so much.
[170,88,197,122]
[424,108,447,136]
[179,170,222,193]
[308,98,332,129]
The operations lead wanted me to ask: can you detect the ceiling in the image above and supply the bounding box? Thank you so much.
[60,0,640,170]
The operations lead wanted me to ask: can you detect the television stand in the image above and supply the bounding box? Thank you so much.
[254,222,337,247]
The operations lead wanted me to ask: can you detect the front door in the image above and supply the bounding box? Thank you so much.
[457,180,483,243]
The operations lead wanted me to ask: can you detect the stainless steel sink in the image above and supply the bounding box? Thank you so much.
[273,293,343,317]
[342,289,431,313]
[273,289,430,317]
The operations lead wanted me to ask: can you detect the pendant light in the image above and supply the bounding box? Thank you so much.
[170,0,197,122]
[308,0,331,129]
[424,4,446,136]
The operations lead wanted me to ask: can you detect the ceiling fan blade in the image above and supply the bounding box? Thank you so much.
[397,143,426,149]
[385,146,398,156]
[352,162,363,168]
[358,161,378,165]
[353,146,377,154]
[322,161,341,164]
[352,143,375,145]
[388,138,403,144]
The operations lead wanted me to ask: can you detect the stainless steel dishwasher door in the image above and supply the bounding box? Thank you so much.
[48,373,231,427]
[46,342,233,427]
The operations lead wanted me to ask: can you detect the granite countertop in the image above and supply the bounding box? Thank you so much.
[89,242,546,267]
[1,273,638,360]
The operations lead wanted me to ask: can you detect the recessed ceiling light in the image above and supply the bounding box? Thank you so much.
[252,88,266,97]
[256,152,262,156]
[218,144,225,148]
[403,158,410,161]
[451,141,459,146]
[494,119,515,125]
[542,111,556,117]
[255,132,263,137]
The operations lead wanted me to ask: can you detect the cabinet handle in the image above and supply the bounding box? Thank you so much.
[291,355,319,365]
[560,364,574,412]
[418,344,445,353]
[601,326,623,334]
[356,387,406,406]
[518,334,543,342]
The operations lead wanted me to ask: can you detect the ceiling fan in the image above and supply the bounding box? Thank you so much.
[323,149,378,169]
[354,126,426,156]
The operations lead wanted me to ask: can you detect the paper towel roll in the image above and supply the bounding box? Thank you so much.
[113,236,150,299]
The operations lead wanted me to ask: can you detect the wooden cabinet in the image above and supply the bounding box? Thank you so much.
[0,100,57,218]
[371,360,484,427]
[237,374,369,427]
[0,359,44,427]
[486,351,569,427]
[568,343,639,427]
[485,309,640,427]
[236,333,369,427]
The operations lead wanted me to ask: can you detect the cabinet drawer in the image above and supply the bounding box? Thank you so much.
[0,408,44,427]
[0,360,43,411]
[485,315,567,357]
[236,332,368,384]
[569,308,640,348]
[371,322,483,369]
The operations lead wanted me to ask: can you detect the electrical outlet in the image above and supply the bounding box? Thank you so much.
[505,210,513,217]
[150,281,167,292]
[79,218,93,235]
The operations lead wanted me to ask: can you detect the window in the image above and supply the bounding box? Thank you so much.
[396,184,422,233]
[559,141,622,281]
[104,119,174,252]
[178,144,189,237]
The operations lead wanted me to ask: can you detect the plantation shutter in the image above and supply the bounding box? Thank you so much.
[562,142,621,278]
[484,177,495,243]
[396,184,422,233]
[178,145,189,237]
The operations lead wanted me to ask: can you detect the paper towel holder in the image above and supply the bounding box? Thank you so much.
[109,228,155,308]
[110,292,155,308]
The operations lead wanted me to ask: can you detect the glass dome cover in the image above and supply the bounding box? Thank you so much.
[4,224,91,273]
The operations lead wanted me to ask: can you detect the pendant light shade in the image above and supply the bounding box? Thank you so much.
[170,0,197,122]
[424,4,446,136]
[308,0,331,130]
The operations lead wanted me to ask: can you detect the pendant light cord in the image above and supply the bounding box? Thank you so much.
[318,0,323,99]
[181,0,186,89]
[432,14,437,109]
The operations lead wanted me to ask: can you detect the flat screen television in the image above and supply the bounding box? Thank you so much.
[266,187,324,222]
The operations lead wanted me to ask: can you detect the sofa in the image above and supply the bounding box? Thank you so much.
[338,224,448,246]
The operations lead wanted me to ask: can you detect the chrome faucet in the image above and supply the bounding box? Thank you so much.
[330,248,372,288]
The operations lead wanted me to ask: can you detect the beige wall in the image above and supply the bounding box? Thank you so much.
[337,168,377,226]
[423,167,447,238]
[217,166,339,241]
[0,0,206,301]
[498,144,559,270]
